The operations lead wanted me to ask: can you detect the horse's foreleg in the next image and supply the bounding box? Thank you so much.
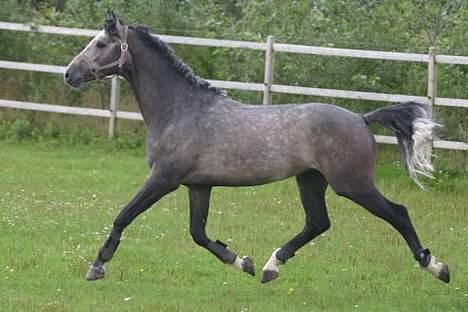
[262,169,330,283]
[188,185,255,276]
[85,171,179,281]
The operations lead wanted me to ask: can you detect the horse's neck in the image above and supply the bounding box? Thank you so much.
[125,62,178,126]
[124,43,199,126]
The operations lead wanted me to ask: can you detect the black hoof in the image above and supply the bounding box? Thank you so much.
[261,270,279,284]
[438,263,450,283]
[85,265,106,281]
[241,256,255,276]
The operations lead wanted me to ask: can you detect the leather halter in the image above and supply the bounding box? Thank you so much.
[83,25,128,78]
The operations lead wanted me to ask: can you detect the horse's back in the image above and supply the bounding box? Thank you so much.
[183,100,376,186]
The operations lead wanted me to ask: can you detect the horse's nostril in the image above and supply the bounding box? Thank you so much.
[64,71,70,80]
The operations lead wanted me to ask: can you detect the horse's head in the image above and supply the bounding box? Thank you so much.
[65,10,129,88]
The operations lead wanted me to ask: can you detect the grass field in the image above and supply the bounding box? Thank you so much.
[0,141,467,311]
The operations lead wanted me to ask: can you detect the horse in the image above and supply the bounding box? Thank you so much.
[64,11,449,284]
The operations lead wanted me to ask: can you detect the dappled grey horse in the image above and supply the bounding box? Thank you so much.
[65,11,449,284]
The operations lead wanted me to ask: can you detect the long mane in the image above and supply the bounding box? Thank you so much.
[131,25,225,95]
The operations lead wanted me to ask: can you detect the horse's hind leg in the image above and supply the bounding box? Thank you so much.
[336,183,450,283]
[262,169,330,283]
[188,185,255,276]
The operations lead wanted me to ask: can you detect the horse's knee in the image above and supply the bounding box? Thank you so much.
[190,229,209,247]
[338,187,412,227]
[318,219,331,233]
[387,201,410,219]
[332,178,376,200]
[113,220,124,232]
[305,218,330,235]
[334,187,366,201]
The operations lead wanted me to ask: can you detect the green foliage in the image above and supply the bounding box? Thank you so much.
[0,0,467,142]
[0,116,145,148]
[5,117,33,141]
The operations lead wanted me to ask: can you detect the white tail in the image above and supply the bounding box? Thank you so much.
[409,117,440,188]
[363,102,441,189]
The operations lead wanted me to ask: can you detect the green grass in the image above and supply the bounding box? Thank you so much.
[0,141,467,311]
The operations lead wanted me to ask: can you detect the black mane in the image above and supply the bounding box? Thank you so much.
[131,25,224,95]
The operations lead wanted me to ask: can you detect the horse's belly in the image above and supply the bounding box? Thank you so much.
[182,157,312,186]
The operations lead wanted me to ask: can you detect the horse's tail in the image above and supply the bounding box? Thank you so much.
[362,101,440,188]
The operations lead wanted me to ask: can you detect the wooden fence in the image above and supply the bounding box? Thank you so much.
[0,21,466,151]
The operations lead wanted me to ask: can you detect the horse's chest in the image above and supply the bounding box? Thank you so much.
[144,131,195,170]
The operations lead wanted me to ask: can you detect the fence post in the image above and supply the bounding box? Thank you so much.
[427,47,437,115]
[263,35,275,105]
[108,76,120,139]
[427,47,437,158]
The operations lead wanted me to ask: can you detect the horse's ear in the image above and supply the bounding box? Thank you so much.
[104,9,119,36]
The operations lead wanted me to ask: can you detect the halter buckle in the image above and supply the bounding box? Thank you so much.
[90,67,98,76]
[121,43,128,52]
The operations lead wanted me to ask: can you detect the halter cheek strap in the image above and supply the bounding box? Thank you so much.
[85,25,129,78]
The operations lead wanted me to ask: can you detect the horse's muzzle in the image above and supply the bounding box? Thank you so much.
[64,61,95,89]
[64,65,84,89]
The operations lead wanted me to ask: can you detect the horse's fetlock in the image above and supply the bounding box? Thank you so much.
[275,248,292,263]
[414,248,431,267]
[98,247,114,262]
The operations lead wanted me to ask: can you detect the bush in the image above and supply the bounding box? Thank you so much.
[0,115,146,151]
[8,117,33,141]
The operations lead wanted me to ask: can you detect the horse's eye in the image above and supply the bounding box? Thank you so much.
[96,41,106,48]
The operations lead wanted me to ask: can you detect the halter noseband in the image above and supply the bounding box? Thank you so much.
[84,25,129,78]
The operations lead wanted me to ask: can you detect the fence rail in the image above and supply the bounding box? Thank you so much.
[0,21,466,150]
[2,58,467,108]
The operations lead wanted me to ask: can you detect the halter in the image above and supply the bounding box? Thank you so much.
[83,25,128,79]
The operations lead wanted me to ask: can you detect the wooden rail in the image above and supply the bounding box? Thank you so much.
[0,21,466,150]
